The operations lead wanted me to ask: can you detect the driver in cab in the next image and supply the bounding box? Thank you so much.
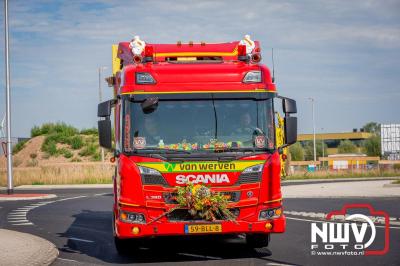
[234,112,255,135]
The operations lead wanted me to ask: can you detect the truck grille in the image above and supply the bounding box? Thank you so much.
[141,174,168,186]
[237,172,261,184]
[167,208,240,222]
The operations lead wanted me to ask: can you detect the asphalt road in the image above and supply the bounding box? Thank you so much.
[0,188,399,266]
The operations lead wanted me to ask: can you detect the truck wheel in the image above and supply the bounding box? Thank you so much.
[245,233,270,248]
[114,236,135,256]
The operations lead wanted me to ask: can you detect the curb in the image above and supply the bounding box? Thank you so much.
[383,183,400,187]
[282,177,399,186]
[0,194,57,201]
[0,184,112,190]
[0,229,58,266]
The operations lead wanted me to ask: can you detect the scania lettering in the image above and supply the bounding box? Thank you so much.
[97,35,298,254]
[176,174,230,184]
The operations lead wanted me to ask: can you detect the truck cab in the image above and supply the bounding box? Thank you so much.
[98,36,297,254]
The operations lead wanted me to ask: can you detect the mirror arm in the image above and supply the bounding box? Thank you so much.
[278,144,289,154]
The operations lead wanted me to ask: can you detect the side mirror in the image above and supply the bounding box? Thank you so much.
[98,119,112,149]
[284,116,297,145]
[141,97,159,114]
[282,97,297,114]
[98,100,115,149]
[98,100,115,117]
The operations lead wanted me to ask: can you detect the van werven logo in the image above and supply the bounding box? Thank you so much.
[163,163,177,172]
[310,204,390,256]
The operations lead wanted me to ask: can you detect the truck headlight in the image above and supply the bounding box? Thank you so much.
[243,71,262,83]
[138,165,168,186]
[259,207,282,220]
[138,165,162,176]
[120,210,146,224]
[242,164,264,174]
[238,164,264,184]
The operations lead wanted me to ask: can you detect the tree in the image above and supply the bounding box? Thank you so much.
[303,141,328,161]
[338,139,357,154]
[362,122,380,135]
[362,135,381,157]
[289,142,304,161]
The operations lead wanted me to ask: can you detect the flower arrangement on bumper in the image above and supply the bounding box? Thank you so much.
[175,183,236,221]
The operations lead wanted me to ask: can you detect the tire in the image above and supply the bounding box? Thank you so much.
[114,236,136,256]
[245,233,270,248]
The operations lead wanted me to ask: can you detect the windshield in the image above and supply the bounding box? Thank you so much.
[122,97,275,153]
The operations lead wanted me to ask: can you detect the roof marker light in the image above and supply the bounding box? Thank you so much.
[136,72,156,84]
[238,45,248,62]
[243,71,262,83]
[144,46,154,63]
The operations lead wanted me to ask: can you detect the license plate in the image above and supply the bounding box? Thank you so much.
[185,224,222,234]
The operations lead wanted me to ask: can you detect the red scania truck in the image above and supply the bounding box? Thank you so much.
[98,36,297,254]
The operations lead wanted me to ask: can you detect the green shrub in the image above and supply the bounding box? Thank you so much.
[31,126,42,137]
[41,140,58,156]
[92,152,101,161]
[12,140,28,155]
[338,140,358,154]
[289,142,304,161]
[80,128,98,135]
[31,122,78,137]
[69,136,83,149]
[62,149,73,159]
[394,164,400,170]
[79,144,97,157]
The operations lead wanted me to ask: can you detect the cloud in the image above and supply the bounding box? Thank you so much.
[0,0,399,136]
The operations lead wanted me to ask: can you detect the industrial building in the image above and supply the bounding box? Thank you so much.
[297,130,372,155]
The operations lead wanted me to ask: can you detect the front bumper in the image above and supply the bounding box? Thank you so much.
[115,215,286,239]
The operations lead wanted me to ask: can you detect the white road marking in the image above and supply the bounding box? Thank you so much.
[57,258,79,262]
[8,214,27,217]
[266,263,294,266]
[94,193,108,196]
[8,216,27,220]
[9,219,30,223]
[68,237,94,243]
[178,252,222,260]
[11,222,34,226]
[286,216,400,229]
[285,210,400,226]
[7,194,89,227]
[57,196,87,202]
[38,201,55,204]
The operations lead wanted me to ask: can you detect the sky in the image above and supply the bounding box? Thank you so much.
[0,0,399,137]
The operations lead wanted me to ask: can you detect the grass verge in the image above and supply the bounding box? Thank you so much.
[0,163,113,186]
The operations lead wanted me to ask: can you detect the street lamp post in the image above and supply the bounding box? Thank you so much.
[4,0,13,194]
[98,66,107,163]
[321,127,325,169]
[308,97,316,164]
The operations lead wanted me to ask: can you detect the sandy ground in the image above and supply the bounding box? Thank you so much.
[0,136,112,168]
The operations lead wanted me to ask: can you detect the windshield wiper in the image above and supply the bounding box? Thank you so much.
[201,147,274,153]
[133,148,192,154]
